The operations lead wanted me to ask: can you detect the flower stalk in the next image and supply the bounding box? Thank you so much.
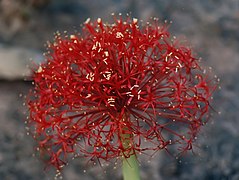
[122,153,140,180]
[121,119,140,180]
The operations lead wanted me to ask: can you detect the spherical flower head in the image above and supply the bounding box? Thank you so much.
[27,17,216,169]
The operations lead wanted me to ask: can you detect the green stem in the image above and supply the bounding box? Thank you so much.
[122,154,140,180]
[120,115,140,180]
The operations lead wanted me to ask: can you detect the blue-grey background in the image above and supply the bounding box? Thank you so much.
[0,0,238,179]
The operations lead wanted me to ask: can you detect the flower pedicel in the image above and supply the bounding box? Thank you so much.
[27,16,217,179]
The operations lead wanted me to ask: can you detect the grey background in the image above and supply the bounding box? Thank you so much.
[0,0,238,179]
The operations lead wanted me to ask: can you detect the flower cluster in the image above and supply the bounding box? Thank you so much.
[27,17,216,169]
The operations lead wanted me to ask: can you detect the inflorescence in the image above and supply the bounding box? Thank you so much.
[27,16,217,170]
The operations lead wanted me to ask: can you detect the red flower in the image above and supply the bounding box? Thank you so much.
[27,17,216,169]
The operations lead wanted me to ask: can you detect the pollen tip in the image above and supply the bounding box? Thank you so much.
[85,18,91,24]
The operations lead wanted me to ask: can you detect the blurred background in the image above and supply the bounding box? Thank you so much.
[0,0,238,179]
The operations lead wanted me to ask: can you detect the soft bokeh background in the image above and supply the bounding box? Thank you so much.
[0,0,238,179]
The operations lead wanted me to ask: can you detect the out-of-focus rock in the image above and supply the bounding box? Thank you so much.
[0,46,43,80]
